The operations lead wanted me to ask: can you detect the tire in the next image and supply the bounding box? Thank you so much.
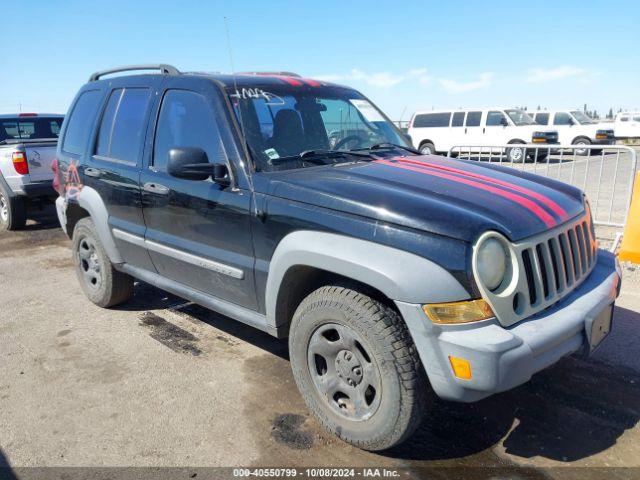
[529,150,549,163]
[419,141,435,155]
[572,137,591,156]
[72,218,133,308]
[506,142,527,163]
[289,285,428,451]
[0,186,26,231]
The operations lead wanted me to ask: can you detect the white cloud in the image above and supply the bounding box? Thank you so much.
[313,67,430,89]
[438,72,494,94]
[526,65,587,83]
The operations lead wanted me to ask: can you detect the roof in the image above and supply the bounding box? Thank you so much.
[86,64,342,89]
[198,72,340,89]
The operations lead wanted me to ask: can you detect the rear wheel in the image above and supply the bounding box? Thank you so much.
[0,186,26,231]
[289,285,428,451]
[72,218,133,307]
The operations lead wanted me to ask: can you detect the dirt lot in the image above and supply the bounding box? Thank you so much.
[1,205,640,479]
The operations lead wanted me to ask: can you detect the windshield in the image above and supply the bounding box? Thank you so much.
[570,111,597,124]
[0,117,63,142]
[227,86,408,171]
[505,109,537,126]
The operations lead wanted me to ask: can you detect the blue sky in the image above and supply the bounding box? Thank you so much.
[1,0,638,119]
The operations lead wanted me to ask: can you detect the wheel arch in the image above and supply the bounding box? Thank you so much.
[572,135,591,144]
[265,231,470,330]
[70,186,124,264]
[418,139,436,151]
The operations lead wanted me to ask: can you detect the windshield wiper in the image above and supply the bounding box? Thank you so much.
[270,149,376,165]
[351,143,421,155]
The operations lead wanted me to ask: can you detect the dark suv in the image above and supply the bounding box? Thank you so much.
[54,64,621,450]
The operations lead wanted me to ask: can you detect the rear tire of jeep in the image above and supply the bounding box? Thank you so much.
[0,187,26,231]
[289,285,428,451]
[72,218,133,308]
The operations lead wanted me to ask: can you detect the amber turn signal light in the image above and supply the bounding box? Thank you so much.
[422,299,494,324]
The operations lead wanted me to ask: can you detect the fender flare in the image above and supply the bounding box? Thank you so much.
[75,186,124,264]
[265,230,470,326]
[0,171,17,198]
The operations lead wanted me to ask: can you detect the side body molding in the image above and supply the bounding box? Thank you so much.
[265,231,470,327]
[76,186,124,264]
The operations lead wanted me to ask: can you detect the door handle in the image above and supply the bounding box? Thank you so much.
[143,182,170,195]
[85,167,102,178]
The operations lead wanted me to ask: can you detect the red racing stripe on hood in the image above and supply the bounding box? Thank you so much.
[395,156,568,221]
[375,159,557,228]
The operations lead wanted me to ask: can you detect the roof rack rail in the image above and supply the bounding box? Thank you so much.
[239,71,301,78]
[89,64,180,82]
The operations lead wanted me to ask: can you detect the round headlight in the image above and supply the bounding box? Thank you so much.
[476,238,507,291]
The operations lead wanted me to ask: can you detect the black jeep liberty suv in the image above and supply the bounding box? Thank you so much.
[54,64,621,450]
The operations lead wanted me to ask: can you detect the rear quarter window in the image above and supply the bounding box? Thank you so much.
[62,90,103,155]
[413,112,451,128]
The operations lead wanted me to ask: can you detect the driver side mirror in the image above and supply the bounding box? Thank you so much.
[501,118,509,127]
[167,147,230,186]
[167,147,211,181]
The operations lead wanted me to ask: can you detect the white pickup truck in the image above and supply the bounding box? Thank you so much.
[0,113,64,230]
[614,111,640,140]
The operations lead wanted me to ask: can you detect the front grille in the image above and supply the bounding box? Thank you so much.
[520,218,596,310]
[473,211,598,327]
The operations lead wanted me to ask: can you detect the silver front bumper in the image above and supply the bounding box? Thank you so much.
[396,249,621,402]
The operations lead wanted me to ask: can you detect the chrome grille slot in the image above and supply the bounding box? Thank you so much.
[473,211,598,327]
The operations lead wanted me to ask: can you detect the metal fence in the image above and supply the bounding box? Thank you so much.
[446,144,638,228]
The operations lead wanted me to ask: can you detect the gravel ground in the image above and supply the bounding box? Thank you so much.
[1,206,639,480]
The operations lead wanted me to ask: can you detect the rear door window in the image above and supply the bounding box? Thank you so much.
[413,112,451,128]
[465,111,482,127]
[62,90,103,155]
[94,88,151,164]
[451,112,465,127]
[153,89,226,172]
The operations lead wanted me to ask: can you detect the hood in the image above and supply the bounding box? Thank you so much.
[257,155,585,243]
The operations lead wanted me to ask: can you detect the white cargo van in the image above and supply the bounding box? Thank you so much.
[530,110,614,154]
[613,111,640,139]
[407,108,558,162]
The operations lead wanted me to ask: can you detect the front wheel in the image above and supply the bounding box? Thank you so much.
[572,138,591,156]
[72,218,134,307]
[419,141,435,155]
[289,285,428,451]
